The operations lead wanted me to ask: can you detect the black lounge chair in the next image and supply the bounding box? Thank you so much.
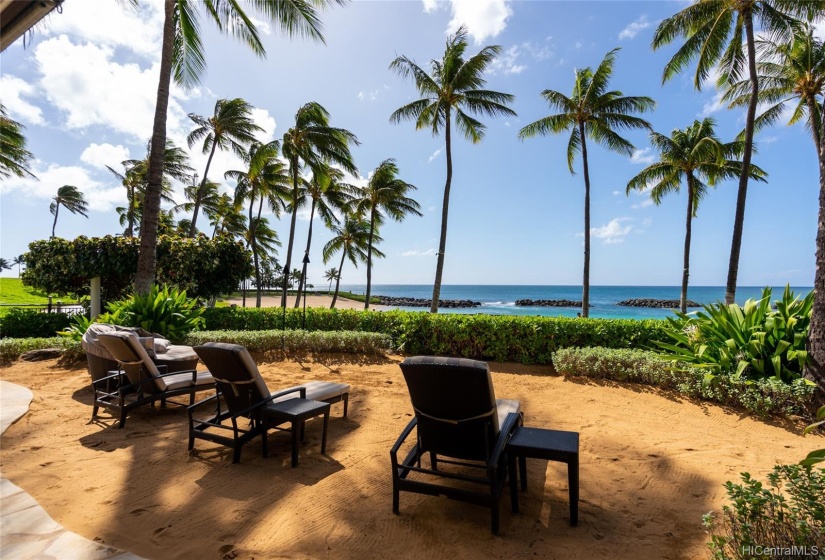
[94,331,215,429]
[391,356,523,534]
[190,343,350,464]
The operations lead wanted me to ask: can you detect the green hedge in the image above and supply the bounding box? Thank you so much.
[202,308,668,364]
[185,329,392,356]
[553,347,816,417]
[0,337,82,366]
[0,308,74,338]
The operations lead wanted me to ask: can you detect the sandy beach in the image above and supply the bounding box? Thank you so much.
[223,293,386,311]
[1,354,820,560]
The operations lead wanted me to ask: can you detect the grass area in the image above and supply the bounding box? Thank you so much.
[0,278,56,305]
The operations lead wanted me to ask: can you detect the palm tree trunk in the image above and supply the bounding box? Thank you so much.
[188,141,218,237]
[579,122,591,318]
[126,184,135,237]
[431,108,453,314]
[134,0,175,295]
[281,160,300,308]
[724,11,758,306]
[51,203,59,238]
[805,97,825,400]
[681,175,695,314]
[807,97,822,159]
[331,250,346,309]
[365,208,377,310]
[295,198,317,308]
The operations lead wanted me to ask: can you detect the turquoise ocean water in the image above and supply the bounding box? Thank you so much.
[337,285,813,320]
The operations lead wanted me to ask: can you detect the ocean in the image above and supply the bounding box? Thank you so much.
[336,285,814,320]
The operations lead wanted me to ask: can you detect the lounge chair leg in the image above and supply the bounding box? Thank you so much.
[430,452,438,471]
[392,486,400,514]
[299,420,306,442]
[91,404,99,421]
[569,455,579,526]
[262,425,268,458]
[509,453,519,514]
[118,409,127,429]
[342,393,349,417]
[321,409,329,455]
[491,500,500,535]
[232,444,242,464]
[291,420,300,467]
[519,456,527,491]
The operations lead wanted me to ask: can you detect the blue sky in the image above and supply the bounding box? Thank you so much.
[1,0,822,288]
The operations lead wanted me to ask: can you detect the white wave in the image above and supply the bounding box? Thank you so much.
[481,301,516,307]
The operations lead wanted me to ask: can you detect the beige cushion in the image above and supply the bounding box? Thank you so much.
[270,380,349,404]
[236,345,271,399]
[162,371,215,392]
[495,398,520,428]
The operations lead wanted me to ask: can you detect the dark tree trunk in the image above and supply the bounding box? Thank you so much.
[431,107,452,313]
[805,96,825,400]
[579,122,591,318]
[681,174,695,314]
[188,141,218,237]
[724,11,758,305]
[50,203,59,238]
[126,184,135,237]
[295,198,317,307]
[331,250,346,309]
[134,0,175,295]
[281,159,300,308]
[365,207,377,310]
[807,97,822,159]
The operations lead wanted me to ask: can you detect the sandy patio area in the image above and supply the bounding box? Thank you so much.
[0,355,820,560]
[223,294,384,311]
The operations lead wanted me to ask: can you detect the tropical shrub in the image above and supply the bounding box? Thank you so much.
[655,286,813,384]
[105,285,205,343]
[802,406,825,468]
[703,465,825,559]
[184,329,392,356]
[0,308,73,338]
[0,337,82,366]
[553,347,816,417]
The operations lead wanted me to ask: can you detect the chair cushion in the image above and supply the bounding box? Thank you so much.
[161,371,214,392]
[271,381,350,404]
[495,398,520,428]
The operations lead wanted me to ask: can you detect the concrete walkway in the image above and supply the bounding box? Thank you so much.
[0,380,143,559]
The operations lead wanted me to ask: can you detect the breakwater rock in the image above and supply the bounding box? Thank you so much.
[377,296,481,308]
[515,299,583,308]
[617,298,700,308]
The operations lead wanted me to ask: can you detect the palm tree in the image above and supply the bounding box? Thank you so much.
[50,185,89,238]
[626,119,767,313]
[207,193,246,239]
[518,47,654,317]
[134,0,347,295]
[279,102,359,308]
[293,164,355,307]
[324,267,339,293]
[808,96,825,398]
[351,159,421,309]
[0,103,35,180]
[12,255,25,277]
[0,258,11,273]
[652,0,823,305]
[186,98,264,236]
[323,218,381,309]
[390,26,515,313]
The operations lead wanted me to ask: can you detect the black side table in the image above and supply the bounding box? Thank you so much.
[507,427,579,526]
[261,398,331,467]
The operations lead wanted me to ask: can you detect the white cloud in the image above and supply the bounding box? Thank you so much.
[488,41,554,75]
[700,90,726,117]
[402,248,437,257]
[422,0,440,13]
[0,75,45,125]
[590,218,633,244]
[250,107,277,142]
[631,199,655,209]
[446,0,512,44]
[760,135,779,144]
[80,143,131,169]
[612,190,620,196]
[642,217,653,227]
[357,89,382,102]
[630,147,656,164]
[619,15,650,41]
[428,149,442,163]
[0,161,121,212]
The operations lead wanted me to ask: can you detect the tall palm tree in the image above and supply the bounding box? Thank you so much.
[518,47,654,317]
[186,97,263,236]
[808,96,825,398]
[351,159,421,309]
[293,164,355,307]
[207,193,246,239]
[50,185,89,238]
[626,119,767,313]
[324,267,339,293]
[279,102,359,308]
[0,258,12,272]
[135,0,347,295]
[0,103,35,180]
[652,0,823,305]
[390,26,515,313]
[323,217,381,309]
[12,255,25,277]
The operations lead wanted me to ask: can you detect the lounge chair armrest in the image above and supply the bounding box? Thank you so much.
[265,387,307,402]
[91,372,123,387]
[488,412,522,469]
[390,416,418,458]
[187,393,219,411]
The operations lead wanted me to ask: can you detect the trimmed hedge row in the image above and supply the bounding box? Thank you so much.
[553,347,816,417]
[0,309,74,338]
[184,329,392,356]
[202,307,668,364]
[0,337,82,366]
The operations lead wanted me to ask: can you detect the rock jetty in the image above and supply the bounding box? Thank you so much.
[515,299,583,307]
[617,298,700,308]
[376,296,481,308]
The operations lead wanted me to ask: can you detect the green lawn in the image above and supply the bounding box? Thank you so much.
[0,278,54,305]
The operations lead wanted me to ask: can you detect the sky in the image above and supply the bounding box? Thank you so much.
[1,0,823,289]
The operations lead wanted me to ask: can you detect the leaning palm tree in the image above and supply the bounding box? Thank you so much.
[243,216,281,302]
[626,119,767,313]
[0,258,11,272]
[12,255,25,277]
[323,217,382,309]
[652,0,823,305]
[518,47,654,317]
[0,103,35,180]
[293,163,355,307]
[50,185,89,238]
[186,98,264,236]
[135,0,347,295]
[390,26,515,313]
[351,159,421,309]
[279,102,359,308]
[207,193,247,239]
[324,267,339,294]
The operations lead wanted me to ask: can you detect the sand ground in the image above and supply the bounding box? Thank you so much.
[0,355,820,560]
[223,294,383,311]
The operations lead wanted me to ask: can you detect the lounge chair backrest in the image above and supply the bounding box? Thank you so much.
[193,343,271,416]
[399,356,500,462]
[97,332,166,393]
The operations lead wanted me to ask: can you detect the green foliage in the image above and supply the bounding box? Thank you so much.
[22,235,252,302]
[105,285,205,343]
[0,279,52,305]
[802,406,825,468]
[57,314,95,342]
[553,347,816,417]
[0,337,82,366]
[656,286,813,384]
[184,329,392,356]
[0,308,73,338]
[703,465,825,559]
